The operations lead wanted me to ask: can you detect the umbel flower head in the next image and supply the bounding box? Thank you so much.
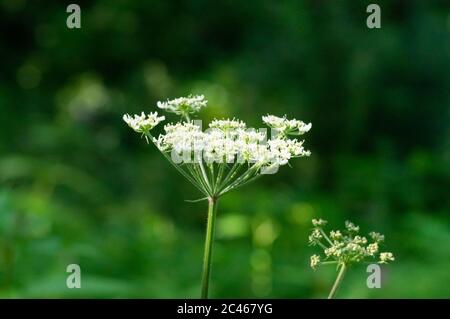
[123,95,312,299]
[308,219,395,270]
[124,95,312,198]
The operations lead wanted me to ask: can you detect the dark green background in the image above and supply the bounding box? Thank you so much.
[0,0,449,298]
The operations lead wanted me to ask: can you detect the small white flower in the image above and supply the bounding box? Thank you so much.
[287,119,312,134]
[263,114,312,137]
[325,244,343,258]
[209,118,246,131]
[369,232,385,242]
[262,115,287,129]
[267,139,292,165]
[366,243,379,256]
[308,229,323,245]
[330,230,342,240]
[379,252,395,264]
[123,112,165,133]
[157,94,207,116]
[312,219,327,227]
[345,221,360,233]
[353,236,367,245]
[346,242,361,252]
[310,254,321,269]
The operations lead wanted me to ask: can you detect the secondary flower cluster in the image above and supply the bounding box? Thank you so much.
[123,112,165,134]
[262,115,312,138]
[123,95,311,197]
[157,94,208,118]
[309,219,395,269]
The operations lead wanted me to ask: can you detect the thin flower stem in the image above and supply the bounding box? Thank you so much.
[219,164,258,195]
[201,196,219,298]
[319,229,334,246]
[221,165,263,194]
[328,263,347,299]
[214,163,226,192]
[321,261,338,265]
[185,164,208,193]
[217,162,241,191]
[193,163,212,195]
[199,160,213,194]
[316,240,329,250]
[208,163,215,191]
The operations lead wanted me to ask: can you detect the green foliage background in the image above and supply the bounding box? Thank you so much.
[0,0,449,298]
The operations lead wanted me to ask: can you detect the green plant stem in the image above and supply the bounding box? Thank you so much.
[201,196,219,298]
[328,263,347,299]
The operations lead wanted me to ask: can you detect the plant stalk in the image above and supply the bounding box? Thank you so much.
[201,196,219,298]
[328,263,347,299]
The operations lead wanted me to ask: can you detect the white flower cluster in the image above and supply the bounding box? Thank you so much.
[209,118,246,131]
[152,117,310,167]
[310,254,321,269]
[379,252,395,264]
[157,94,207,117]
[123,95,311,197]
[309,219,394,269]
[123,112,165,133]
[262,114,312,137]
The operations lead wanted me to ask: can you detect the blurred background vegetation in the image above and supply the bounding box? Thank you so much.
[0,0,449,298]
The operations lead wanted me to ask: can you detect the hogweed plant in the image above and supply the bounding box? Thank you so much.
[123,95,311,298]
[309,219,395,299]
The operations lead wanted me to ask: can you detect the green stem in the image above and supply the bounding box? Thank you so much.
[319,229,333,246]
[217,162,241,191]
[201,196,219,298]
[219,164,258,195]
[199,160,213,194]
[328,263,347,299]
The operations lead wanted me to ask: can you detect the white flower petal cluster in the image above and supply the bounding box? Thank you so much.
[262,114,312,137]
[153,117,310,167]
[267,139,310,165]
[157,94,207,116]
[308,229,323,245]
[369,232,385,242]
[345,221,360,233]
[330,230,342,240]
[310,255,321,270]
[312,219,327,227]
[123,112,165,133]
[309,219,394,269]
[366,243,379,256]
[209,118,246,131]
[379,252,395,264]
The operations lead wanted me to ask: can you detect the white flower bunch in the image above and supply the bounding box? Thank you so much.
[308,218,395,298]
[262,114,312,138]
[127,104,311,198]
[153,120,310,175]
[309,219,394,268]
[157,94,207,119]
[123,94,311,298]
[123,112,165,134]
